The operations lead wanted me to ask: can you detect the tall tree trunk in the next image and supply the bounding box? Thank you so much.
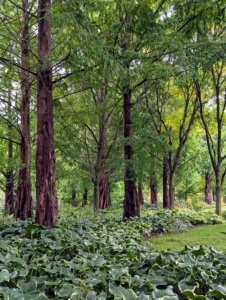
[163,157,169,208]
[99,168,111,209]
[93,175,100,212]
[82,188,88,207]
[150,182,158,204]
[123,89,140,220]
[4,95,14,214]
[205,172,214,205]
[215,169,221,215]
[36,0,58,227]
[4,138,14,214]
[169,171,175,210]
[15,0,33,220]
[137,182,144,205]
[93,114,105,212]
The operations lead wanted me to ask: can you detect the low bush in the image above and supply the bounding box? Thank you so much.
[0,207,225,299]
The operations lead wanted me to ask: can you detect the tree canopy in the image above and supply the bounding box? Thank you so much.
[0,0,225,225]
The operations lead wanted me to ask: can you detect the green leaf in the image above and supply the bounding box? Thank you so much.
[138,295,150,300]
[56,284,81,297]
[148,275,168,285]
[86,291,97,300]
[182,290,206,299]
[0,269,10,283]
[108,265,129,279]
[17,278,37,293]
[184,252,196,266]
[208,284,226,298]
[151,286,178,299]
[25,224,43,238]
[191,245,206,257]
[178,280,199,293]
[109,283,137,300]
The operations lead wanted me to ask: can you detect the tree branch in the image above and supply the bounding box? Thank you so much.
[0,56,36,76]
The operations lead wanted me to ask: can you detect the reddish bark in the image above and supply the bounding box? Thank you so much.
[15,0,33,220]
[205,172,214,205]
[137,182,144,205]
[99,169,111,209]
[35,0,58,227]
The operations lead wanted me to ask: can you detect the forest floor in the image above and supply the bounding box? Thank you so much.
[0,202,225,298]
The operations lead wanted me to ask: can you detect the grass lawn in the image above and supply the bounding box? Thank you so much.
[149,223,226,252]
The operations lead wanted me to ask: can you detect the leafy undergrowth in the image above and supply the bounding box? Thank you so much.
[0,209,225,299]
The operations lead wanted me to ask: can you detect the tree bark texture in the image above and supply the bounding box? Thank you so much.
[93,114,105,212]
[163,157,169,208]
[215,169,221,215]
[4,169,14,214]
[150,182,158,204]
[99,168,111,209]
[122,89,140,220]
[4,98,14,214]
[36,0,58,227]
[169,171,175,210]
[205,172,214,205]
[138,182,144,205]
[15,0,33,220]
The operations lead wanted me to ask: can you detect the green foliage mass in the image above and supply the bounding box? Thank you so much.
[0,207,225,299]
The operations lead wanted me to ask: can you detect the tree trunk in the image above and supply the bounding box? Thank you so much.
[71,189,77,207]
[137,182,144,205]
[99,168,111,209]
[94,110,107,212]
[15,0,33,220]
[4,96,14,214]
[205,172,214,205]
[93,134,102,212]
[150,182,158,204]
[215,169,221,215]
[169,171,175,210]
[163,157,169,208]
[82,188,88,207]
[93,175,100,212]
[122,89,140,220]
[4,170,14,214]
[36,0,58,227]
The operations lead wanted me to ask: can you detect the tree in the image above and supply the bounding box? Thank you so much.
[36,0,58,226]
[15,0,33,220]
[173,0,226,215]
[205,172,214,205]
[4,98,15,214]
[197,65,226,215]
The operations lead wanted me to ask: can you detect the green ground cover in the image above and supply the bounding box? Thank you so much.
[150,224,226,252]
[0,204,225,299]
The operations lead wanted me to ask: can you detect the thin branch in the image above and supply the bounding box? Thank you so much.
[178,0,222,32]
[154,0,167,15]
[7,0,37,18]
[0,56,36,76]
[0,136,20,146]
